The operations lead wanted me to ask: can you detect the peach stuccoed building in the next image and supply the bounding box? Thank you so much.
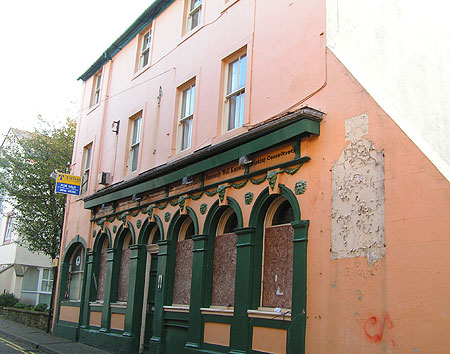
[52,1,450,353]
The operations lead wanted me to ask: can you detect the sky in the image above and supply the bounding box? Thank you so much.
[0,0,155,139]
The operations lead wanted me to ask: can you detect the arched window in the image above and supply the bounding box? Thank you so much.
[261,197,294,309]
[172,216,194,305]
[96,235,109,301]
[211,208,238,307]
[117,231,132,302]
[66,244,85,301]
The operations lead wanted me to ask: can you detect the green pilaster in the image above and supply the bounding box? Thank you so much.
[123,244,146,348]
[229,227,256,354]
[289,220,309,354]
[100,248,117,332]
[149,239,171,354]
[185,234,208,351]
[80,251,95,328]
[54,259,68,324]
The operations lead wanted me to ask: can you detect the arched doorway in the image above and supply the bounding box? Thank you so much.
[139,221,161,353]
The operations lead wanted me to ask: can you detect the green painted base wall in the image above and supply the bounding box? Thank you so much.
[164,326,188,354]
[53,322,78,341]
[79,328,137,353]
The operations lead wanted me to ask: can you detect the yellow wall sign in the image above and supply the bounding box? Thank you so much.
[55,173,82,195]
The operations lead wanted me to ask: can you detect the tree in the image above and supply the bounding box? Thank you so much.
[0,117,76,259]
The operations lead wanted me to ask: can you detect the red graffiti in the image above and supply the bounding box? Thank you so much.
[363,312,395,348]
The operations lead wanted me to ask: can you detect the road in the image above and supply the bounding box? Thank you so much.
[0,334,38,354]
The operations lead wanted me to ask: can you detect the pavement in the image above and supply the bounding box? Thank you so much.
[0,315,110,354]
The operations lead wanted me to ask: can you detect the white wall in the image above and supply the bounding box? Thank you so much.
[326,0,450,181]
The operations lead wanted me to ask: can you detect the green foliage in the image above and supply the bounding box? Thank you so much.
[13,302,33,310]
[0,117,76,258]
[0,292,19,307]
[33,303,48,312]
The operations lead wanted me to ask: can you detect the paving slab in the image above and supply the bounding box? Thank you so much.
[0,316,110,354]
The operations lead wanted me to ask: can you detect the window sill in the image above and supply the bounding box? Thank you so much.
[212,125,248,146]
[111,302,127,309]
[200,307,234,316]
[89,301,104,308]
[179,24,203,46]
[132,63,151,81]
[87,103,100,115]
[61,300,81,306]
[247,309,291,321]
[164,305,189,313]
[221,0,240,14]
[168,146,193,163]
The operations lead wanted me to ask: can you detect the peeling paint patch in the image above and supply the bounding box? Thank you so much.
[345,114,369,141]
[331,138,385,265]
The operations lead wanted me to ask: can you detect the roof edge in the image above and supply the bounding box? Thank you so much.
[78,0,175,82]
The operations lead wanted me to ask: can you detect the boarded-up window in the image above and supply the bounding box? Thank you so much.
[172,218,194,305]
[117,232,131,302]
[211,232,237,306]
[96,236,109,301]
[262,225,293,308]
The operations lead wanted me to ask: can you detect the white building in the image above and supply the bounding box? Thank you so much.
[0,129,53,306]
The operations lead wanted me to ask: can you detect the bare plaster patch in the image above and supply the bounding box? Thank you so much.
[345,114,369,141]
[331,138,385,265]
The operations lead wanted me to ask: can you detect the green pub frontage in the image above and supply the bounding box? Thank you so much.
[53,110,322,354]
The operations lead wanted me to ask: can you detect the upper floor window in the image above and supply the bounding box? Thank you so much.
[178,82,195,151]
[186,0,202,32]
[91,71,102,106]
[139,29,152,69]
[3,215,13,243]
[129,114,143,172]
[224,52,247,132]
[81,144,92,194]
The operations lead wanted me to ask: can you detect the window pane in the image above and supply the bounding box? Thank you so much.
[228,60,239,94]
[21,292,37,306]
[132,118,142,145]
[131,145,139,172]
[85,147,91,170]
[69,273,82,300]
[71,247,83,272]
[141,51,149,67]
[239,92,245,127]
[228,95,238,131]
[142,32,151,51]
[190,85,195,115]
[239,55,247,88]
[41,280,53,292]
[191,9,200,29]
[4,217,13,241]
[22,268,39,291]
[191,0,202,9]
[81,171,89,193]
[38,294,51,307]
[182,88,190,118]
[96,74,102,90]
[181,118,192,151]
